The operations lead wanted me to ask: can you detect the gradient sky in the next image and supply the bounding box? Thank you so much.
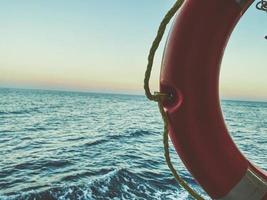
[0,0,266,100]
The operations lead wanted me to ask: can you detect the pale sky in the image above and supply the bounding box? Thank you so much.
[0,0,266,100]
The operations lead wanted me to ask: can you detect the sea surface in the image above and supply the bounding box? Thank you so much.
[0,88,266,200]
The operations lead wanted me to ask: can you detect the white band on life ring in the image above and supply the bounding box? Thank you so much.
[218,168,267,200]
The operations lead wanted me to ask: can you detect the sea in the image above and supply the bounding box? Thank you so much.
[0,88,266,200]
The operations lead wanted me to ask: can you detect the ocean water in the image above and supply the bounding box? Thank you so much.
[0,88,266,200]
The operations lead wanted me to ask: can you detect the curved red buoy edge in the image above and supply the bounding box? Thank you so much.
[160,0,267,199]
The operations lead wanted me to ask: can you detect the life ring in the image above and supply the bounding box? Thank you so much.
[160,0,267,199]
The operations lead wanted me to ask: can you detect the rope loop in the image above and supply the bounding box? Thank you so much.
[144,0,184,102]
[256,0,267,11]
[144,0,204,199]
[255,1,267,39]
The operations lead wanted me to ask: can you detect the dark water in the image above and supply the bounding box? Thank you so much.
[0,88,266,200]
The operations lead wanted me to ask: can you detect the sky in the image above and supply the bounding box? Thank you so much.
[0,0,266,100]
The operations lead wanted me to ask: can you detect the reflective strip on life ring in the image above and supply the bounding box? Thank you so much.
[160,0,267,199]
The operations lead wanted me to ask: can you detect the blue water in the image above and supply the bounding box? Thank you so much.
[0,88,266,200]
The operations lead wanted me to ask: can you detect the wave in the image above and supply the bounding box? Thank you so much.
[0,108,41,116]
[84,139,108,147]
[82,130,151,147]
[11,160,73,172]
[23,127,48,132]
[0,168,201,200]
[127,130,151,137]
[107,130,156,141]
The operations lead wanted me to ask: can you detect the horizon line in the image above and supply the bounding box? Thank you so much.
[1,85,267,103]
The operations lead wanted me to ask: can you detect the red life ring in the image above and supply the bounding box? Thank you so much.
[160,0,267,199]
